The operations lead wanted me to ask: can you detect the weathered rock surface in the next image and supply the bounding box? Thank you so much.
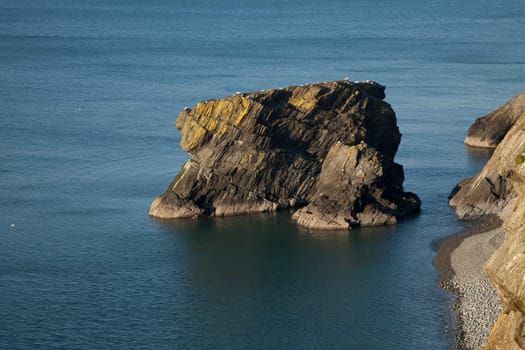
[482,113,525,349]
[464,90,525,148]
[150,80,420,229]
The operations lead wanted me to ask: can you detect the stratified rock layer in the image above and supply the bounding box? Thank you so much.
[464,90,525,148]
[150,80,420,229]
[482,113,525,349]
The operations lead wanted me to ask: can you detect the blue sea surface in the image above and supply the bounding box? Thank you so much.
[1,1,524,349]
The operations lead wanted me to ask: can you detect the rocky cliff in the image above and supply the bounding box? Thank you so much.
[481,112,525,349]
[464,90,525,149]
[450,95,525,219]
[450,107,525,349]
[150,80,420,229]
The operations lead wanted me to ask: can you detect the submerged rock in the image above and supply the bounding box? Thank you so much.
[150,80,420,229]
[464,90,525,149]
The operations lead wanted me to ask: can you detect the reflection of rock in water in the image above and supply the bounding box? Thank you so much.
[466,145,494,159]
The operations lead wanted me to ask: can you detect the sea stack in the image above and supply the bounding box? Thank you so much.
[150,80,420,230]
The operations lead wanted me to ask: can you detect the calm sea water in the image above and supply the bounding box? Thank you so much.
[1,1,524,349]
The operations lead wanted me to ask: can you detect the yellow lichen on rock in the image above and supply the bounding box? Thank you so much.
[234,102,250,126]
[217,122,229,136]
[180,121,207,151]
[288,85,323,112]
[202,113,218,132]
[180,97,254,139]
[239,152,252,167]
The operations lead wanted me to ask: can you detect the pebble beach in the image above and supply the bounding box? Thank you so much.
[436,216,504,349]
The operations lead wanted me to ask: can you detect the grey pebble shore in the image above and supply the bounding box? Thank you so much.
[450,226,504,349]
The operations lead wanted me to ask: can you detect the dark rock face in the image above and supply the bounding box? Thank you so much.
[464,90,525,149]
[150,80,420,229]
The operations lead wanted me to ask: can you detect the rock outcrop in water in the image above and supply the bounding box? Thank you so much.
[464,90,525,149]
[449,96,525,219]
[149,80,420,229]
